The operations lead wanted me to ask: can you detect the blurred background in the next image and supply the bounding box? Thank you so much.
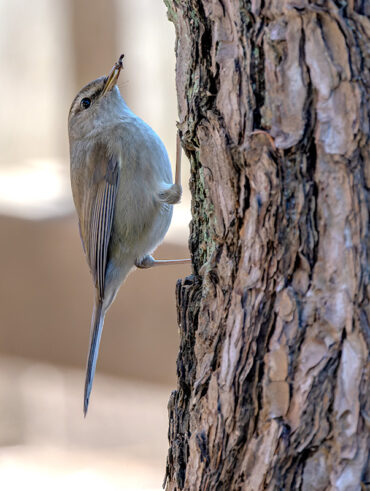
[0,1,191,489]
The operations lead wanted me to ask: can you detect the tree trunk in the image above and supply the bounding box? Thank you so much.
[163,1,369,490]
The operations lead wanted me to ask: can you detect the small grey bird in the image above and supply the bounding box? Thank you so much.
[68,55,188,415]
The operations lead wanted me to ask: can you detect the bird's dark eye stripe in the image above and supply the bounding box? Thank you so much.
[92,87,103,99]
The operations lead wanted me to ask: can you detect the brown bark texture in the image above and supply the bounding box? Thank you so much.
[164,1,369,490]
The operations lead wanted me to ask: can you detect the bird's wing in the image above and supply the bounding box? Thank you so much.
[83,158,119,415]
[70,148,120,415]
[85,157,120,300]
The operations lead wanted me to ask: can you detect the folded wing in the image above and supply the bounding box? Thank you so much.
[87,158,119,300]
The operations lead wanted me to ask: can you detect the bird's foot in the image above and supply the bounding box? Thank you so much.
[135,255,191,269]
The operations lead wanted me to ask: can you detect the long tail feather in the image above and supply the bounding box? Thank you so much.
[84,299,106,416]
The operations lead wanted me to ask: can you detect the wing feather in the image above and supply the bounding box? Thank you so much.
[86,158,119,300]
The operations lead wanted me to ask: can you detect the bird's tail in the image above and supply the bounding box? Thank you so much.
[84,297,106,416]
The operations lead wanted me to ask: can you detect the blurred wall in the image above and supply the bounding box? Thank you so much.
[0,0,72,163]
[70,0,118,89]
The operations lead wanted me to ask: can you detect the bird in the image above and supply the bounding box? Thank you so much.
[68,54,189,415]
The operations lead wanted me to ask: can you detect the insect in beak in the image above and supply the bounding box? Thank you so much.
[101,54,124,96]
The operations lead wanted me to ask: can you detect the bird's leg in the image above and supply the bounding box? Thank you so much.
[135,255,191,269]
[151,131,190,269]
[159,131,182,205]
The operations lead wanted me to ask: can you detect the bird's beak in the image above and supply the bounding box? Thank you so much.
[101,54,124,96]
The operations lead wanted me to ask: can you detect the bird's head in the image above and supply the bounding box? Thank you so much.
[68,54,125,140]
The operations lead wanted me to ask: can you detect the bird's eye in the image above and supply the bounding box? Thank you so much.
[80,97,91,109]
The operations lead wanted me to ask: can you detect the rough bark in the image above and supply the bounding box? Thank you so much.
[164,1,369,490]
